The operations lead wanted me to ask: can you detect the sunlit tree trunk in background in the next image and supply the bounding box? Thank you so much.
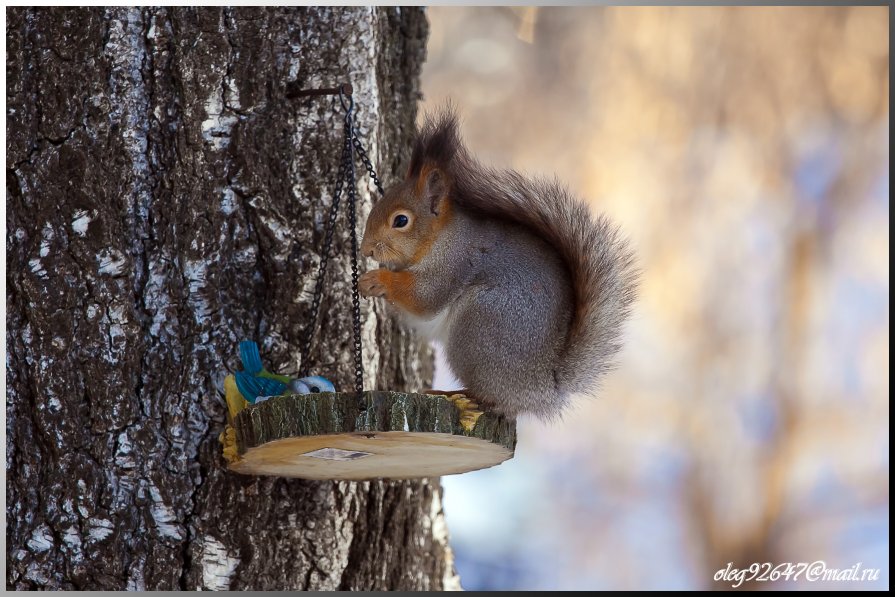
[6,7,460,590]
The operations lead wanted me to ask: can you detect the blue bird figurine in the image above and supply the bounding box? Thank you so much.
[227,341,336,416]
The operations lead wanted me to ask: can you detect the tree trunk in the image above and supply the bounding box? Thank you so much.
[6,7,460,590]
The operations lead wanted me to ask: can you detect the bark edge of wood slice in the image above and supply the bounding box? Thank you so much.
[220,391,517,480]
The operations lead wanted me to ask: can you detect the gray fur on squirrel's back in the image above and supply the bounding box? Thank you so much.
[411,108,638,419]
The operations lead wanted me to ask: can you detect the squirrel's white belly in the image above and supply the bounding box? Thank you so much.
[404,307,452,342]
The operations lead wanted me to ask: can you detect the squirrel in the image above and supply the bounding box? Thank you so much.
[358,107,637,420]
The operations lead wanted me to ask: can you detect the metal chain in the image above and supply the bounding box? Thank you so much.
[298,138,349,377]
[352,133,384,195]
[298,84,382,399]
[342,100,365,398]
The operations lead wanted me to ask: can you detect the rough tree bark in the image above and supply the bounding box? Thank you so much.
[6,7,461,590]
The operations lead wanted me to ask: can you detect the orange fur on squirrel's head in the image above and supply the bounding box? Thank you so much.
[360,162,452,270]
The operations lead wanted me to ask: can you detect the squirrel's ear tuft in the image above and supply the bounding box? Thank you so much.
[407,104,462,181]
[420,165,448,215]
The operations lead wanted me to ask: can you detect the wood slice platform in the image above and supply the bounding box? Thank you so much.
[220,391,517,480]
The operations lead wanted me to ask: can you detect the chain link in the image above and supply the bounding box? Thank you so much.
[298,85,382,398]
[352,133,385,195]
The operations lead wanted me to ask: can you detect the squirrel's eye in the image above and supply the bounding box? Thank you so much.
[393,214,409,228]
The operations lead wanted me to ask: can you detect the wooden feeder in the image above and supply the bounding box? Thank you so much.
[219,381,516,480]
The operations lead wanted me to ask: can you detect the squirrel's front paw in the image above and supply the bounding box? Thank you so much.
[359,270,387,298]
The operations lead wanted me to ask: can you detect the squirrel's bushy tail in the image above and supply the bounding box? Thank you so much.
[410,107,638,400]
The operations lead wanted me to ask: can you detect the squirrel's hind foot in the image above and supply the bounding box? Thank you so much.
[424,388,488,431]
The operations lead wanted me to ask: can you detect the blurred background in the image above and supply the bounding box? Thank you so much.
[420,6,889,590]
